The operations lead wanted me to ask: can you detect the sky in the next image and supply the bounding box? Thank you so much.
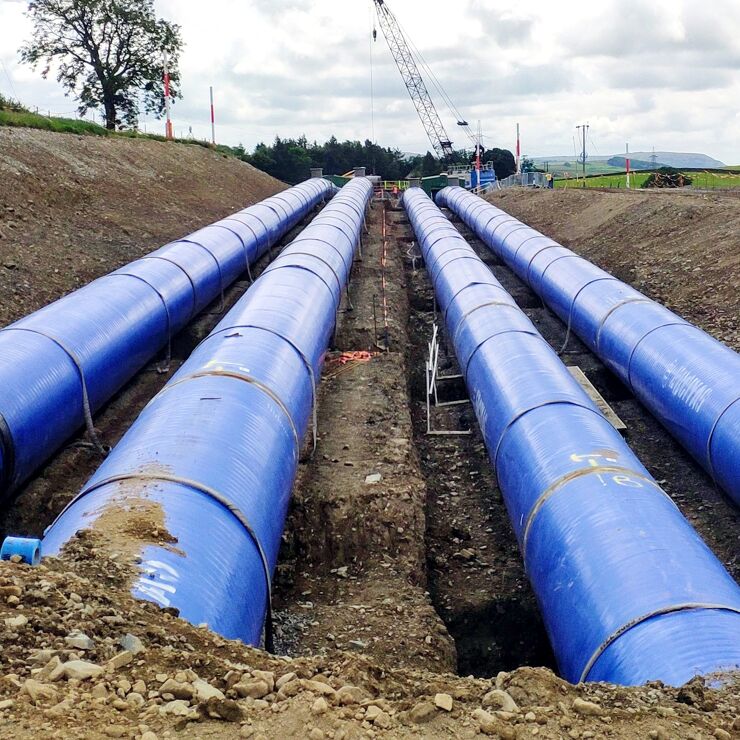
[1,0,739,163]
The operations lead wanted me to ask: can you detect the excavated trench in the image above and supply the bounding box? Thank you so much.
[399,206,557,677]
[1,191,737,688]
[259,195,740,681]
[0,210,325,542]
[399,201,739,679]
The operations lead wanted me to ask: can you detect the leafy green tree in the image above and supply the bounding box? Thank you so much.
[241,136,411,184]
[420,151,439,176]
[484,148,516,179]
[21,0,182,130]
[520,156,536,173]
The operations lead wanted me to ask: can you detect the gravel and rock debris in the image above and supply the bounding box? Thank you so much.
[1,536,738,739]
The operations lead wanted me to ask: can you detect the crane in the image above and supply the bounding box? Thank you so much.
[372,0,466,159]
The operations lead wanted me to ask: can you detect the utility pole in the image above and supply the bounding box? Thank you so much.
[209,86,216,145]
[576,123,589,186]
[516,122,521,174]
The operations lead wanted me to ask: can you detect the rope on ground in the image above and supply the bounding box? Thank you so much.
[323,351,378,380]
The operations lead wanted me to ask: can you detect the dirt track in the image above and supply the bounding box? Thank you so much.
[0,132,738,738]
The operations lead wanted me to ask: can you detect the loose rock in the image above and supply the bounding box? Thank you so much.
[573,698,603,717]
[57,660,103,681]
[312,697,328,715]
[234,678,270,699]
[482,689,519,714]
[434,693,453,712]
[409,701,437,724]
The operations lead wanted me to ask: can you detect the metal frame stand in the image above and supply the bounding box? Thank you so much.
[425,323,471,436]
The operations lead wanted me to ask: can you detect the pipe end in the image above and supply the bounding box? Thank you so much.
[1,536,42,566]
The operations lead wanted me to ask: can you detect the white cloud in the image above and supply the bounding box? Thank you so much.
[0,0,738,163]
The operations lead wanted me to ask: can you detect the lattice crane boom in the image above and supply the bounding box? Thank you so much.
[373,0,454,159]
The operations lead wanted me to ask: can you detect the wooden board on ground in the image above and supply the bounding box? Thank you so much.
[567,366,627,432]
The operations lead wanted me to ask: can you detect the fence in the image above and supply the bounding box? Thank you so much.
[498,172,549,189]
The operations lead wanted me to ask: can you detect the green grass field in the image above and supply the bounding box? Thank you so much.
[555,171,740,190]
[0,108,110,135]
[0,106,232,155]
[535,160,625,178]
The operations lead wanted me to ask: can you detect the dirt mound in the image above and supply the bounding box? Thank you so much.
[487,188,740,350]
[1,542,738,739]
[0,127,285,327]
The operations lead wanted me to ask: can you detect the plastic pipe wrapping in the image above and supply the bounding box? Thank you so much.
[436,186,740,507]
[403,187,740,686]
[40,177,373,645]
[0,178,334,500]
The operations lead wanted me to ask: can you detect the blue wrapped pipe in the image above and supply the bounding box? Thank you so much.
[0,178,333,500]
[39,178,373,645]
[437,186,740,507]
[404,187,740,686]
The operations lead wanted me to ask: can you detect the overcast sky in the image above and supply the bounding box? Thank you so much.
[1,0,739,163]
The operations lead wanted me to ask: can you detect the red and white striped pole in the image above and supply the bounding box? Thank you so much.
[210,86,216,145]
[475,120,482,189]
[516,122,521,174]
[163,51,173,140]
[625,143,631,189]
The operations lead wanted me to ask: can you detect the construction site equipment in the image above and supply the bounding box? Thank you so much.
[38,178,374,646]
[0,179,333,501]
[373,0,466,159]
[437,186,740,507]
[404,186,740,686]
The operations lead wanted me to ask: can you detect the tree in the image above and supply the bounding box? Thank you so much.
[484,148,516,179]
[21,0,182,130]
[420,151,439,177]
[520,156,536,173]
[241,136,411,184]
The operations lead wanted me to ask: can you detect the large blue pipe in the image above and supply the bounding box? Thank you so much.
[0,178,333,500]
[40,178,373,644]
[436,186,740,506]
[404,187,740,686]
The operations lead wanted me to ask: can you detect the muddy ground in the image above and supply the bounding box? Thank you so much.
[0,131,738,738]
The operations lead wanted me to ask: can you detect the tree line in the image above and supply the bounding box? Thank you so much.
[228,136,517,184]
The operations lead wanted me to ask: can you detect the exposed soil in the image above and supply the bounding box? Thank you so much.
[0,132,738,739]
[1,536,738,739]
[274,200,456,675]
[485,188,740,351]
[0,127,284,326]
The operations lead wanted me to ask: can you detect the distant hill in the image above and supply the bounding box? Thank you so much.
[607,156,663,170]
[597,152,725,168]
[535,152,725,169]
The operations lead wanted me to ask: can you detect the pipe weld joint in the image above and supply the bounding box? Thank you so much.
[521,464,667,562]
[580,603,740,683]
